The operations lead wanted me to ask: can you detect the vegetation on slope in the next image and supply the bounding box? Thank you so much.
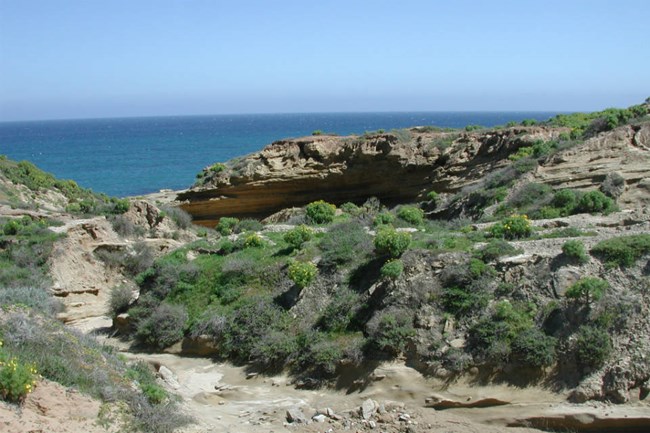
[0,155,129,214]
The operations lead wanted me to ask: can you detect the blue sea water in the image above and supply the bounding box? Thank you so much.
[0,112,562,197]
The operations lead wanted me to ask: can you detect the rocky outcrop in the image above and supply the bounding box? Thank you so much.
[534,124,650,208]
[177,127,566,226]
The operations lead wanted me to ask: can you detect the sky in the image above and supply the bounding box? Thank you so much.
[0,0,648,121]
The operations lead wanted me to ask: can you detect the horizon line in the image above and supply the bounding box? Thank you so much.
[0,109,572,124]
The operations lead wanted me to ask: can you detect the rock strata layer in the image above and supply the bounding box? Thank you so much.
[178,127,567,226]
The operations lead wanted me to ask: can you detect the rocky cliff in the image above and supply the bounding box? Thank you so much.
[177,127,567,226]
[177,122,650,227]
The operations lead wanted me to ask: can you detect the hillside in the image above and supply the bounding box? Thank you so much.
[1,100,650,433]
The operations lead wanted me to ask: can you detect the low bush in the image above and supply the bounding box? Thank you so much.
[216,217,239,235]
[298,337,344,377]
[0,287,61,316]
[108,284,134,318]
[161,205,192,229]
[489,214,532,240]
[510,327,556,368]
[551,189,579,216]
[319,221,373,268]
[468,301,538,365]
[110,214,143,238]
[373,212,395,226]
[575,325,611,370]
[397,206,424,225]
[374,227,411,258]
[0,344,38,403]
[600,172,625,199]
[126,362,169,404]
[565,277,608,305]
[305,200,336,225]
[317,288,361,333]
[340,202,361,216]
[590,234,650,268]
[474,239,521,262]
[426,191,438,205]
[283,225,313,250]
[508,183,552,209]
[234,219,263,233]
[576,190,617,215]
[442,285,489,318]
[366,310,415,356]
[287,261,317,288]
[135,303,188,349]
[221,298,291,362]
[380,259,403,280]
[562,240,589,264]
[241,232,265,248]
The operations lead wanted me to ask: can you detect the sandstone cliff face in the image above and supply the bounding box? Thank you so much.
[533,123,650,208]
[178,127,566,226]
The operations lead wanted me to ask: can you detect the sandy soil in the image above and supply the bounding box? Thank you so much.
[0,379,116,433]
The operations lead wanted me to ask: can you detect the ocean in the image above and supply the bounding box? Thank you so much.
[0,112,562,197]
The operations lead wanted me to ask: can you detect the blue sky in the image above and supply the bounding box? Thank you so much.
[0,0,648,121]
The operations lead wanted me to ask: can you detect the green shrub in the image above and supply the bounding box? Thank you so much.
[303,339,343,376]
[468,301,536,364]
[380,259,403,280]
[317,288,361,333]
[367,310,415,356]
[222,298,291,361]
[575,325,611,370]
[283,225,313,250]
[508,146,534,161]
[216,217,239,235]
[576,190,617,214]
[562,240,589,264]
[426,191,439,204]
[241,232,265,248]
[250,330,299,369]
[0,346,38,403]
[442,285,489,318]
[510,327,556,367]
[319,221,373,268]
[209,163,226,173]
[126,362,169,404]
[489,214,532,240]
[234,218,263,233]
[551,189,579,215]
[287,261,317,288]
[590,234,650,268]
[135,303,188,349]
[305,200,336,224]
[340,202,361,216]
[565,277,607,305]
[397,206,424,225]
[108,284,133,318]
[474,239,521,262]
[374,227,411,258]
[373,212,395,226]
[507,183,552,209]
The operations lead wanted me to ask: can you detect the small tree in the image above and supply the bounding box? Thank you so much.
[566,277,608,306]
